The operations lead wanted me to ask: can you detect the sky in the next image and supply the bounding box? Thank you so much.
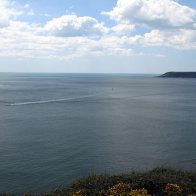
[0,0,195,73]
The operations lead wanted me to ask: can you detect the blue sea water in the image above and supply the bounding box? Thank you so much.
[0,73,195,193]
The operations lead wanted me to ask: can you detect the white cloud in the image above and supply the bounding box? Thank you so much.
[103,0,196,29]
[111,24,135,35]
[24,4,30,8]
[0,19,141,60]
[0,0,23,28]
[0,0,195,62]
[23,3,35,16]
[0,1,14,28]
[142,29,196,49]
[1,22,195,61]
[45,14,108,37]
[102,0,196,50]
[44,13,50,17]
[118,29,196,50]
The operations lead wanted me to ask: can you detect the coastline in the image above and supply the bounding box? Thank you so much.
[2,167,195,195]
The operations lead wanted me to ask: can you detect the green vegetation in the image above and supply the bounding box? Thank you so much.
[1,167,196,195]
[47,167,196,196]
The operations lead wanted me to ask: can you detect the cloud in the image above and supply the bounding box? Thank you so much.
[44,13,50,17]
[0,1,23,28]
[142,29,196,49]
[0,1,14,28]
[45,14,108,37]
[24,4,30,8]
[111,24,135,35]
[102,0,196,50]
[119,28,196,50]
[0,0,195,62]
[23,3,35,16]
[103,0,196,29]
[0,19,141,60]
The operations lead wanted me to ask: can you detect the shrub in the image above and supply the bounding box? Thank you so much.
[164,183,183,196]
[71,189,87,196]
[105,182,132,196]
[129,188,151,196]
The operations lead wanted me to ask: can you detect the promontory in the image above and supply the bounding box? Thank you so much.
[158,72,196,78]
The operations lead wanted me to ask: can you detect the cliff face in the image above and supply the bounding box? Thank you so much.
[159,72,196,78]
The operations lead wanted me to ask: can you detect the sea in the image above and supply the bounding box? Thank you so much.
[0,73,195,193]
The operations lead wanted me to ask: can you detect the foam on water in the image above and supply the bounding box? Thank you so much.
[8,94,99,106]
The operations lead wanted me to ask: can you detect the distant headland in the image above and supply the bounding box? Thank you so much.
[158,72,196,78]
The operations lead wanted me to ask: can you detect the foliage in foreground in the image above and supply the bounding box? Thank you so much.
[1,167,195,195]
[47,167,196,196]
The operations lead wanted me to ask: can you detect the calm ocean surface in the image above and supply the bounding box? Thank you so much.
[0,73,195,193]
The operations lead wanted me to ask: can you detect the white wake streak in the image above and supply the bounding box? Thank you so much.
[9,94,99,106]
